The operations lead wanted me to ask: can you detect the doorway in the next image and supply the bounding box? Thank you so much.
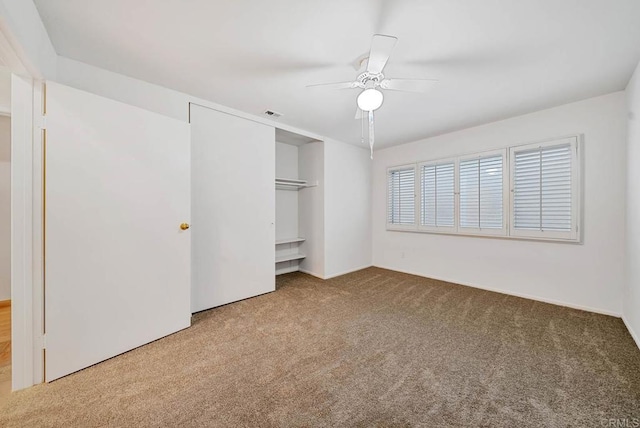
[0,66,12,403]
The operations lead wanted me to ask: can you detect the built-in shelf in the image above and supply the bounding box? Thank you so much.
[275,253,306,263]
[276,177,306,185]
[276,237,306,245]
[275,177,318,190]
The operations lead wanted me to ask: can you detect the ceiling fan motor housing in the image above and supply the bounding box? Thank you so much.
[357,71,384,89]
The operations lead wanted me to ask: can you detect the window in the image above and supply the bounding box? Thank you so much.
[385,135,581,242]
[387,165,416,228]
[419,160,455,231]
[510,137,579,240]
[459,151,507,235]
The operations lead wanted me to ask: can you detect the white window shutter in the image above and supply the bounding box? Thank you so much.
[420,162,455,229]
[459,160,479,228]
[513,149,542,230]
[460,154,504,230]
[387,167,415,226]
[421,165,436,226]
[512,140,576,239]
[541,145,572,231]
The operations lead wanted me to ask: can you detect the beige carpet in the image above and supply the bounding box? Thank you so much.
[1,267,639,427]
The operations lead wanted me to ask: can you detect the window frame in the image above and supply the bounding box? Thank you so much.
[457,149,509,237]
[509,136,581,242]
[386,164,418,231]
[417,157,458,234]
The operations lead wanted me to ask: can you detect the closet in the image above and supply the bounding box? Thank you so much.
[190,104,276,312]
[274,130,322,275]
[190,105,324,313]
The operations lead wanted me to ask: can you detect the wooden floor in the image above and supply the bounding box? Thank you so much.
[0,302,11,407]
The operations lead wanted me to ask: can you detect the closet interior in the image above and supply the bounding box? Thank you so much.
[275,129,322,275]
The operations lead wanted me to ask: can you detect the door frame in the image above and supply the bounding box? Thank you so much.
[0,20,45,390]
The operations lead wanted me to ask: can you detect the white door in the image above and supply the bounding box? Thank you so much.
[45,82,191,381]
[190,104,275,312]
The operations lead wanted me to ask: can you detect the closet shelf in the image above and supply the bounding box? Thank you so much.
[275,253,306,263]
[276,238,306,245]
[275,178,318,189]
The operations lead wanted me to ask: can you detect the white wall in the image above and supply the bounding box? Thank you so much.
[275,142,299,240]
[373,92,627,316]
[0,115,9,300]
[298,142,324,278]
[625,61,640,347]
[56,57,322,140]
[0,69,11,114]
[324,139,372,278]
[0,0,57,78]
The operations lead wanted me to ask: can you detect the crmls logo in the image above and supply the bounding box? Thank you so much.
[601,419,640,428]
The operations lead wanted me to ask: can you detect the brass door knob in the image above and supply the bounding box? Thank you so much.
[180,223,190,230]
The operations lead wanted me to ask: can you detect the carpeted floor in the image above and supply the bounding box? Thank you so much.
[1,267,639,427]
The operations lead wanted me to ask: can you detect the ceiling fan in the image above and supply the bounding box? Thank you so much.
[307,34,438,157]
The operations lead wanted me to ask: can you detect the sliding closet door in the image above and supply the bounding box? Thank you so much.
[45,82,191,381]
[190,104,275,312]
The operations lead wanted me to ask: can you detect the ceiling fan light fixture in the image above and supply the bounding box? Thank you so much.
[357,88,384,111]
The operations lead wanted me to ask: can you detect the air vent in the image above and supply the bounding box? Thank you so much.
[264,110,283,118]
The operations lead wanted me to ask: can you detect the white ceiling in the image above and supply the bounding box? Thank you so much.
[34,0,640,149]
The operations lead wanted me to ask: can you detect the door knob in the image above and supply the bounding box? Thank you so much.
[180,223,190,230]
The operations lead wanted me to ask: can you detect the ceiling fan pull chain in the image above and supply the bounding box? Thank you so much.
[361,112,365,146]
[368,110,375,159]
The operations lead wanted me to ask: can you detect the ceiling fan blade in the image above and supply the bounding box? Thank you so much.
[355,108,363,120]
[380,78,438,93]
[366,34,398,74]
[306,81,359,90]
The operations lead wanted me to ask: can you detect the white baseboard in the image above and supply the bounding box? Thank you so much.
[323,265,373,280]
[373,264,621,318]
[299,265,374,281]
[622,316,640,351]
[298,269,324,279]
[275,265,300,276]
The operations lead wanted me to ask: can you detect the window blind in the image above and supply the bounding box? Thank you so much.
[421,162,455,227]
[513,144,572,231]
[388,167,415,225]
[459,155,503,229]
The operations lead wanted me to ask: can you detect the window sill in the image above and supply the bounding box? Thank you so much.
[385,226,582,244]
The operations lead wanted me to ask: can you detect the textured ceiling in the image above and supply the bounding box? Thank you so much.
[34,0,640,148]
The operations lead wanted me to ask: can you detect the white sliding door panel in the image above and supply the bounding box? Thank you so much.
[190,104,275,312]
[45,82,191,381]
